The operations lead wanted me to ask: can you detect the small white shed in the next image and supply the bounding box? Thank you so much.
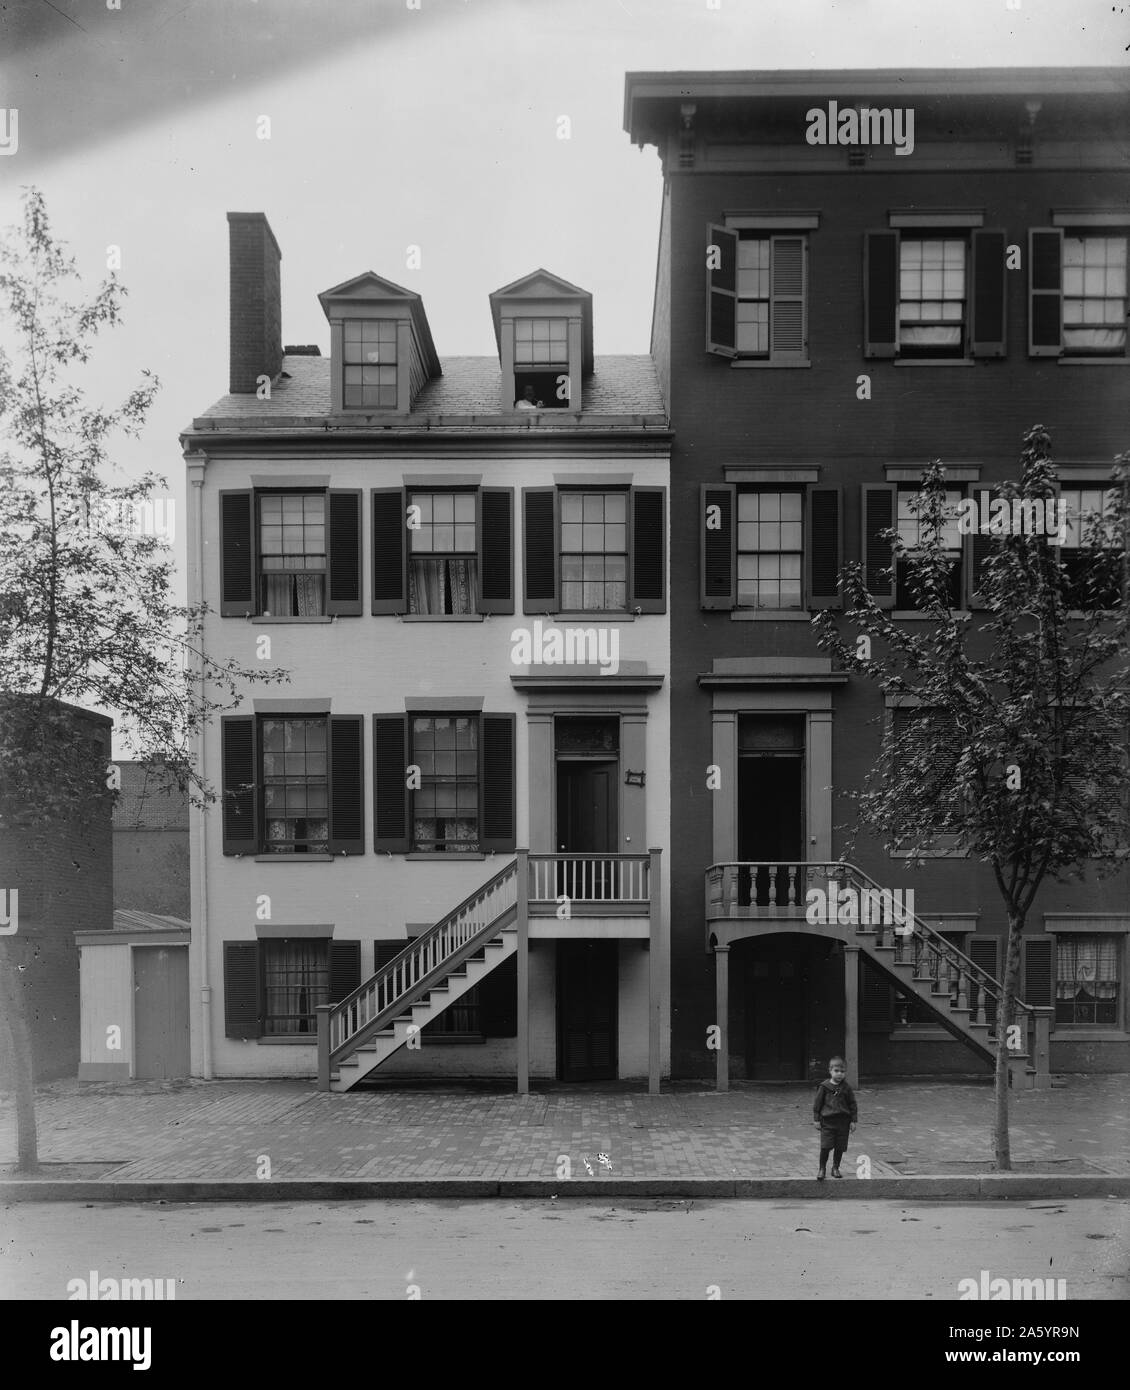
[76,911,190,1080]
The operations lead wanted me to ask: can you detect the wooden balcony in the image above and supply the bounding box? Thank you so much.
[528,853,652,917]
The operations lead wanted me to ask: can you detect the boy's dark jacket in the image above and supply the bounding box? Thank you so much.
[813,1079,858,1123]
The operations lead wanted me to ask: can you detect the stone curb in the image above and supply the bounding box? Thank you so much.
[1,1175,1127,1202]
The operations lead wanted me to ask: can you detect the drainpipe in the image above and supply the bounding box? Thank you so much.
[188,456,213,1078]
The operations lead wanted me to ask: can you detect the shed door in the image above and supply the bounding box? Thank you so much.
[133,946,190,1080]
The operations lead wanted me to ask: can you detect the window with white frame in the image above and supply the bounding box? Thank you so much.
[258,493,326,616]
[736,490,803,608]
[411,715,480,853]
[1063,235,1127,355]
[343,319,398,408]
[560,491,628,612]
[1055,934,1120,1025]
[895,487,964,609]
[408,491,478,615]
[898,237,967,357]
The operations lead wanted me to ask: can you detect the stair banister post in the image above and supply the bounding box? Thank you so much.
[516,848,530,1096]
[648,847,662,1096]
[1032,1007,1052,1087]
[316,1005,333,1092]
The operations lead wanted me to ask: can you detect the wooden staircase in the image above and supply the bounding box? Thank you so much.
[706,860,1052,1088]
[318,860,518,1092]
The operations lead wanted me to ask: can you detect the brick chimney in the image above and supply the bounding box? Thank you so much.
[227,212,283,394]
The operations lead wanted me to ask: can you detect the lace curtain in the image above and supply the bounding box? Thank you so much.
[1057,936,1119,1000]
[409,559,477,615]
[264,574,324,616]
[413,817,478,851]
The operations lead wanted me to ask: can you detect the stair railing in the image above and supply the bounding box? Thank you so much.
[317,858,519,1088]
[705,859,1039,1055]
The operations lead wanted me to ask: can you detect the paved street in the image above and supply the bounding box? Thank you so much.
[1,1198,1126,1300]
[2,1075,1126,1182]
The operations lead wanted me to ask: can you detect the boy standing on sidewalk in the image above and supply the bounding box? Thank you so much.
[813,1056,858,1180]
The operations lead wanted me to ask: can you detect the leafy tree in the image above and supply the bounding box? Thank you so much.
[813,427,1130,1169]
[0,187,283,1169]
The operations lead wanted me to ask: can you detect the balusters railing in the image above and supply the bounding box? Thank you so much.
[528,854,650,904]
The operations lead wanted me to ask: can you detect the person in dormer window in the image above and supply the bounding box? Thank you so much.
[515,385,542,410]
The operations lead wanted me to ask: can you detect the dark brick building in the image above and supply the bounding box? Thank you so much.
[0,700,114,1082]
[625,67,1130,1084]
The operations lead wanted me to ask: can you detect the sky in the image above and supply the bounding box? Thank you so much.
[0,0,1126,747]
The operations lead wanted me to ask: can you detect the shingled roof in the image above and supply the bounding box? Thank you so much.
[194,353,666,425]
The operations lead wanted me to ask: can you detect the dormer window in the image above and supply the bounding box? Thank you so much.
[318,272,441,414]
[343,320,398,408]
[514,317,569,409]
[490,270,593,414]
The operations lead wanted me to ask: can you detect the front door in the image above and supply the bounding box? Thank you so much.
[746,937,807,1080]
[133,946,190,1080]
[556,758,618,898]
[737,715,805,907]
[557,940,618,1081]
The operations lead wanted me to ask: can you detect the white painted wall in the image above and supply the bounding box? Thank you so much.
[188,446,671,1080]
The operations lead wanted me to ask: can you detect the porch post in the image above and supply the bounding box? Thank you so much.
[843,945,860,1083]
[516,848,530,1096]
[316,1005,332,1092]
[1032,1007,1053,1088]
[648,847,662,1096]
[714,943,730,1092]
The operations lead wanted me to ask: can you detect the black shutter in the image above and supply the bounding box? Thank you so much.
[1029,229,1064,357]
[861,960,893,1028]
[971,230,1007,358]
[706,224,738,358]
[329,940,362,1003]
[770,234,806,359]
[373,714,410,853]
[864,231,899,358]
[806,485,842,609]
[630,487,665,613]
[220,491,255,616]
[861,484,896,608]
[1023,937,1054,1008]
[478,954,517,1037]
[522,488,558,613]
[480,713,516,853]
[374,940,405,974]
[328,716,364,854]
[701,483,736,609]
[479,487,514,614]
[223,941,260,1038]
[967,487,1000,609]
[221,716,257,854]
[327,489,362,616]
[968,936,1000,1031]
[371,488,406,614]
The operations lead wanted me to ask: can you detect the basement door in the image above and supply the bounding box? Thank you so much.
[556,941,618,1082]
[133,946,190,1080]
[746,937,807,1081]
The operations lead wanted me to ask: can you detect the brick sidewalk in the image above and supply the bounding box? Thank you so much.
[1,1074,1126,1182]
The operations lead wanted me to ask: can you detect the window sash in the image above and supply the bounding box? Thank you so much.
[559,490,629,612]
[261,718,329,853]
[1063,235,1127,353]
[898,237,967,352]
[262,940,329,1035]
[411,715,480,852]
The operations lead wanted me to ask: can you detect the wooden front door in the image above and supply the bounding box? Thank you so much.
[557,940,618,1081]
[133,945,190,1080]
[746,939,806,1081]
